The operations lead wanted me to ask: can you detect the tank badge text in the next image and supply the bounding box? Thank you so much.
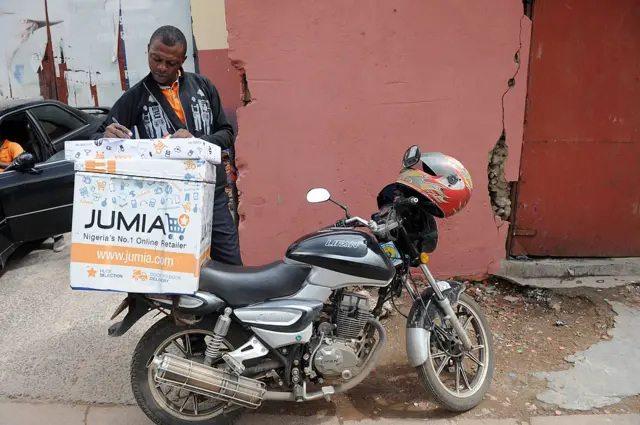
[325,240,363,249]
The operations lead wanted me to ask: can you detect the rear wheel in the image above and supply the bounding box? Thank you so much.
[131,316,247,425]
[417,293,494,412]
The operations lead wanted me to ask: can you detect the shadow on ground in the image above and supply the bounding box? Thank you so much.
[258,363,458,422]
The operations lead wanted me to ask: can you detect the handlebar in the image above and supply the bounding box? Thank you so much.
[332,196,417,235]
[395,196,419,208]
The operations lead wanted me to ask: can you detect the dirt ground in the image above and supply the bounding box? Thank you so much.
[259,280,640,421]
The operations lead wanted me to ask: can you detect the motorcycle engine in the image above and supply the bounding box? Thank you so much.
[313,292,371,378]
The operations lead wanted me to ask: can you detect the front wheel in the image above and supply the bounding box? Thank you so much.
[417,292,494,412]
[131,316,247,425]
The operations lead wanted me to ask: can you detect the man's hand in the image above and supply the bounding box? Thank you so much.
[171,129,194,139]
[104,123,132,139]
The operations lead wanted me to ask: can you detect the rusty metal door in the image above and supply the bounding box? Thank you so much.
[510,0,640,257]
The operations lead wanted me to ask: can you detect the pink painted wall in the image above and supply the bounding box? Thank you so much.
[226,0,531,278]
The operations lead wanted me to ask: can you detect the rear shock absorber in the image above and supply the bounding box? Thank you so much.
[204,307,233,366]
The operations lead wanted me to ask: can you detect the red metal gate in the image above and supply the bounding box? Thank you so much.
[510,0,640,257]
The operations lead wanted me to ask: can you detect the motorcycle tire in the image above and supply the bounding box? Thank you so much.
[131,315,248,425]
[416,292,494,412]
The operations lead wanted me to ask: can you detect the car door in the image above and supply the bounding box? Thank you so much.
[0,200,12,266]
[0,105,78,245]
[0,158,75,245]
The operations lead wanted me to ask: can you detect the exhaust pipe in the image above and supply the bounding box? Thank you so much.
[150,353,266,409]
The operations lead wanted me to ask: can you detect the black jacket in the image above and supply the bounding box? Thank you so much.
[94,70,234,188]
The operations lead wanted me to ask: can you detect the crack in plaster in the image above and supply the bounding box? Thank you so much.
[487,15,526,222]
[230,62,252,225]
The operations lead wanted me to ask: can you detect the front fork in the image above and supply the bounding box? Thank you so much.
[396,224,473,351]
[403,264,473,351]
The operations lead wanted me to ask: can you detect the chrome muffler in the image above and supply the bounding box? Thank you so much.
[150,353,266,409]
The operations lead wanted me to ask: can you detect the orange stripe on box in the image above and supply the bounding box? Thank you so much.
[71,243,200,276]
[84,160,117,174]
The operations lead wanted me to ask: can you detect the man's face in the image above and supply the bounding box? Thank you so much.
[147,39,187,85]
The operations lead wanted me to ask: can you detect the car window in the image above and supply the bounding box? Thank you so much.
[29,105,86,142]
[0,111,47,163]
[44,150,66,163]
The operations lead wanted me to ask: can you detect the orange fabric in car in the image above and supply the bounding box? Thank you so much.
[0,140,24,171]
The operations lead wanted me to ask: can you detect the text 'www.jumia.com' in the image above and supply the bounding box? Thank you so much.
[95,250,175,267]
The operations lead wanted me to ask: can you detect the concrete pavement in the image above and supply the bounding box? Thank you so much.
[496,258,640,289]
[1,401,639,425]
[0,237,151,405]
[534,301,640,410]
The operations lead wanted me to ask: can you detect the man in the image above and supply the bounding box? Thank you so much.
[0,137,24,171]
[96,25,241,265]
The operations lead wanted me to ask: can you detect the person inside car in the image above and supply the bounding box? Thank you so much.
[96,25,241,266]
[0,134,66,252]
[0,137,24,171]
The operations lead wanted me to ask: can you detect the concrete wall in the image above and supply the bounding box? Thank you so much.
[226,0,531,278]
[2,0,531,278]
[190,0,241,130]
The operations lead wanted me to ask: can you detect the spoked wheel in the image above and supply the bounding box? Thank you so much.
[131,316,247,425]
[417,292,494,412]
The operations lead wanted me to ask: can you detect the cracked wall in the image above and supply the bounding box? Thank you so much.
[488,16,528,222]
[227,0,531,277]
[489,132,511,220]
[190,0,243,222]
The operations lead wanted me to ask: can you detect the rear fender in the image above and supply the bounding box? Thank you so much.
[405,281,465,367]
[108,295,151,337]
[108,292,227,337]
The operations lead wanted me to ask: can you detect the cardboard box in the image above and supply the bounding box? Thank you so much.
[65,138,222,164]
[74,158,216,184]
[70,172,214,294]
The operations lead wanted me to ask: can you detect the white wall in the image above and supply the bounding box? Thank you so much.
[0,0,194,107]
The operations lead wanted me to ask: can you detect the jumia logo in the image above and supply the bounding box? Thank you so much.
[85,210,166,234]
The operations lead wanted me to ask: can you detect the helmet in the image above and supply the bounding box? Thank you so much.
[396,152,473,218]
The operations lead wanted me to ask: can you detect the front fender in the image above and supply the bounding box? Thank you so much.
[405,281,465,367]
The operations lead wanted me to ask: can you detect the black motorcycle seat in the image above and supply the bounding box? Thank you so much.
[199,260,312,307]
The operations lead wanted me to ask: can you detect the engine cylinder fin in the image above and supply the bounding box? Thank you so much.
[336,292,372,340]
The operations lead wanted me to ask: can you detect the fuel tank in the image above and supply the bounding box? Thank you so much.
[285,228,396,283]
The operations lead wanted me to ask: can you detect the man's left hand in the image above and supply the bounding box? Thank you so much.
[171,129,194,138]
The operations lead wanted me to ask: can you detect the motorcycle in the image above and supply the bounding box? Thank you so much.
[108,145,494,425]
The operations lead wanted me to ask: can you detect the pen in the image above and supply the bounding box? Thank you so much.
[112,117,132,138]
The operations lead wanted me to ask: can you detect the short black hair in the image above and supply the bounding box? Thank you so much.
[150,25,188,55]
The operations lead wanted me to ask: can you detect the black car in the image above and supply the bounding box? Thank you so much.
[0,99,109,268]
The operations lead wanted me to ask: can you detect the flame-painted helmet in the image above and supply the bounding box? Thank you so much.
[396,152,473,218]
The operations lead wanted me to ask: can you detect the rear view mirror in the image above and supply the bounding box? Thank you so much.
[4,152,39,174]
[306,188,331,204]
[402,145,421,168]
